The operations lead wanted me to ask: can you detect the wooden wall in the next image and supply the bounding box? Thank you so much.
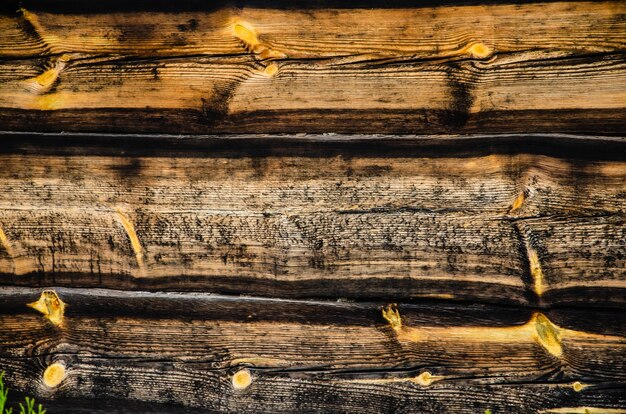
[0,0,625,413]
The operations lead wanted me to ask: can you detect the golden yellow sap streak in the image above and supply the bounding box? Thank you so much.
[0,224,14,259]
[230,357,286,366]
[0,223,28,275]
[516,225,545,297]
[19,8,62,52]
[508,191,526,213]
[19,8,44,36]
[527,245,545,296]
[412,293,456,300]
[115,208,145,271]
[346,371,443,387]
[30,92,67,111]
[382,305,623,358]
[28,290,66,326]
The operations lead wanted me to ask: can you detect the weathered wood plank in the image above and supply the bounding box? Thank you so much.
[0,1,624,133]
[3,367,625,414]
[0,145,623,305]
[0,288,625,413]
[0,55,624,134]
[0,2,623,412]
[2,2,624,58]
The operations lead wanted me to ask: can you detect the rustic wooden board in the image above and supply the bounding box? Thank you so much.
[0,136,624,305]
[0,1,624,133]
[3,2,624,58]
[0,287,625,413]
[0,0,625,411]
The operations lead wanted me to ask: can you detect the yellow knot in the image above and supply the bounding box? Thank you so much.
[43,362,66,388]
[466,42,493,59]
[28,290,66,326]
[23,54,72,95]
[234,23,259,50]
[412,371,444,387]
[533,313,562,357]
[382,304,402,331]
[262,63,279,78]
[232,369,252,390]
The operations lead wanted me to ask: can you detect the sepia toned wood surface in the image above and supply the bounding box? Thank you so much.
[0,133,624,307]
[0,0,625,412]
[0,1,624,134]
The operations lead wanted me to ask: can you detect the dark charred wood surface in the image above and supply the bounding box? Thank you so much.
[0,287,625,414]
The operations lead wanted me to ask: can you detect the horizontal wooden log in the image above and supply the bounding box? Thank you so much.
[0,1,624,133]
[2,2,624,58]
[0,143,624,305]
[0,55,623,135]
[0,288,625,413]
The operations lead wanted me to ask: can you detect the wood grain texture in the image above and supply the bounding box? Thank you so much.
[0,139,624,305]
[0,0,625,411]
[0,287,625,413]
[0,1,624,133]
[2,2,624,57]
